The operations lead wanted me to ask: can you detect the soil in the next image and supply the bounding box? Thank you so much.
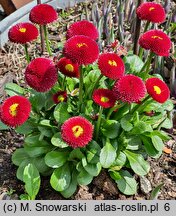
[0,1,176,200]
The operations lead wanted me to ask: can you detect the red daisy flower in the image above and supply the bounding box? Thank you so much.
[98,53,125,80]
[145,77,170,103]
[25,58,58,92]
[66,20,99,40]
[0,96,31,127]
[29,4,58,25]
[139,30,171,56]
[53,91,67,104]
[113,75,146,103]
[8,22,38,44]
[61,116,93,148]
[92,89,117,108]
[136,2,166,23]
[57,57,79,78]
[63,35,99,65]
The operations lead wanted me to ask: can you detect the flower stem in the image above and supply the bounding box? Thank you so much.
[43,25,52,56]
[95,106,103,141]
[131,95,151,114]
[24,44,30,63]
[140,52,154,79]
[106,103,124,120]
[78,65,84,113]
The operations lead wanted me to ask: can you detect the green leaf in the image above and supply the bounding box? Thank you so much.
[15,120,35,135]
[23,163,40,200]
[29,92,46,112]
[25,134,40,144]
[17,159,30,181]
[150,130,170,141]
[113,152,127,167]
[5,83,25,96]
[54,103,71,124]
[110,171,122,181]
[38,126,53,138]
[0,121,9,130]
[126,136,141,150]
[32,157,51,175]
[151,135,164,152]
[60,170,78,198]
[140,135,162,158]
[124,150,150,176]
[51,132,68,148]
[77,168,93,185]
[69,149,85,161]
[124,54,144,74]
[115,170,137,195]
[84,162,101,176]
[120,115,133,132]
[149,183,164,200]
[131,121,153,135]
[12,148,29,166]
[100,142,116,168]
[24,141,52,158]
[101,120,120,139]
[50,164,71,192]
[45,151,69,168]
[39,120,52,127]
[160,118,173,129]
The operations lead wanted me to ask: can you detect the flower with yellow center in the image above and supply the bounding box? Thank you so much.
[151,35,163,40]
[108,60,117,67]
[153,85,161,94]
[72,125,84,138]
[77,43,87,48]
[149,7,155,11]
[100,96,109,103]
[19,28,27,33]
[9,103,19,117]
[65,64,74,72]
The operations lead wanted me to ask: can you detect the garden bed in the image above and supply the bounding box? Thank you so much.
[0,0,176,200]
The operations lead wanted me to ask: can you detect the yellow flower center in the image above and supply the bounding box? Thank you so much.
[72,125,84,138]
[57,95,65,102]
[19,28,27,33]
[9,103,19,117]
[100,96,109,103]
[65,64,74,72]
[77,43,87,48]
[108,60,117,67]
[153,85,161,94]
[151,36,163,40]
[149,7,155,11]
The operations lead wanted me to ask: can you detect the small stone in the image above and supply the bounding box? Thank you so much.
[140,176,152,194]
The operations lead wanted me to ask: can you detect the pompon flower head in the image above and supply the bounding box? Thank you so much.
[139,30,171,56]
[98,53,125,80]
[136,2,166,23]
[66,20,99,40]
[8,22,38,44]
[25,58,58,92]
[29,4,58,25]
[93,89,116,108]
[57,57,79,78]
[63,35,99,65]
[53,91,67,104]
[0,96,31,127]
[113,75,146,103]
[146,77,170,103]
[61,116,93,148]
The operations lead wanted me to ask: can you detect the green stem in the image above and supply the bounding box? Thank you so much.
[63,76,66,91]
[24,44,30,63]
[140,52,154,78]
[106,103,124,120]
[131,95,151,114]
[43,25,52,56]
[78,65,84,113]
[86,74,103,99]
[95,107,103,141]
[144,20,150,33]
